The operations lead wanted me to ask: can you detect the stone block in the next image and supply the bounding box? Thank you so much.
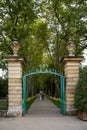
[8,93,22,99]
[9,98,22,102]
[66,81,77,86]
[66,77,79,82]
[8,62,22,67]
[8,82,22,87]
[65,66,79,72]
[8,74,22,78]
[66,104,75,109]
[66,89,75,94]
[7,106,22,117]
[8,70,22,75]
[9,78,22,83]
[65,73,79,78]
[8,67,22,71]
[66,109,77,116]
[65,62,80,66]
[9,90,22,95]
[9,86,22,91]
[66,97,74,102]
[65,70,79,76]
[66,85,76,90]
[66,102,74,105]
[66,94,75,98]
[10,100,22,104]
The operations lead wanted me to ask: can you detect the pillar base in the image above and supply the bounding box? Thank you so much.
[7,106,22,117]
[66,109,77,116]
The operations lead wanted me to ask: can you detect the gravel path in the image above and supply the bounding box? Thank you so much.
[0,97,87,130]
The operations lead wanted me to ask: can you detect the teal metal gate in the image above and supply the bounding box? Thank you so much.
[23,64,65,114]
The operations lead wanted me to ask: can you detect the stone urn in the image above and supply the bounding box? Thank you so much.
[67,41,75,56]
[11,40,20,56]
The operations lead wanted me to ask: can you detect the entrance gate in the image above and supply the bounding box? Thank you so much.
[23,64,65,115]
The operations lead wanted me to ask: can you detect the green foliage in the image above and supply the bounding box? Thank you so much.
[37,74,55,96]
[0,78,8,97]
[75,67,87,110]
[0,0,36,41]
[47,95,60,108]
[26,95,38,110]
[0,0,86,72]
[0,0,87,98]
[0,0,37,59]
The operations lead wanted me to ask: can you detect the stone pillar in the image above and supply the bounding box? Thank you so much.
[62,56,83,115]
[61,41,84,115]
[4,56,23,117]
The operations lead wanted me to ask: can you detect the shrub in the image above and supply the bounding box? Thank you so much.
[74,67,87,111]
[26,95,38,110]
[47,95,60,108]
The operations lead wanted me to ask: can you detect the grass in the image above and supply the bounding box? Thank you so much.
[47,95,60,108]
[26,95,38,110]
[0,95,38,111]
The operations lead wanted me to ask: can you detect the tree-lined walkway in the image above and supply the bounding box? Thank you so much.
[0,97,87,130]
[26,96,62,117]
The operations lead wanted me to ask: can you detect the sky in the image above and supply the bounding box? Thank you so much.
[81,49,87,67]
[0,49,87,77]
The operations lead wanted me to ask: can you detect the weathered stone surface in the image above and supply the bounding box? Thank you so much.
[9,94,22,98]
[8,66,22,71]
[9,98,22,102]
[66,89,76,94]
[9,78,22,83]
[66,81,78,86]
[62,56,83,115]
[66,94,75,98]
[8,83,22,87]
[66,77,79,82]
[8,73,22,77]
[5,57,23,117]
[7,106,22,117]
[8,62,22,67]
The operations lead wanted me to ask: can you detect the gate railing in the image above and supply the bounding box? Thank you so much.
[0,97,8,110]
[23,63,65,114]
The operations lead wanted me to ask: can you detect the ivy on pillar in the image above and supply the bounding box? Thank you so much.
[61,41,83,115]
[4,40,24,117]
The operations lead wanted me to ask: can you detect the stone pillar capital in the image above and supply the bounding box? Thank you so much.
[4,56,24,63]
[61,56,84,64]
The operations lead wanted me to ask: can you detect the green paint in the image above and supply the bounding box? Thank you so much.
[23,64,65,114]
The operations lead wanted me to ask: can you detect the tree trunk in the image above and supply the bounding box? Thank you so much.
[54,77,60,98]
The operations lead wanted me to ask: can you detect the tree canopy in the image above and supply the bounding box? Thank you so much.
[0,0,87,71]
[0,0,87,96]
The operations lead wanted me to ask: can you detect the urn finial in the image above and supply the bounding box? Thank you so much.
[11,39,20,56]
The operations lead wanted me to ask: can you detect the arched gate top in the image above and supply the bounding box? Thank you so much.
[23,63,64,78]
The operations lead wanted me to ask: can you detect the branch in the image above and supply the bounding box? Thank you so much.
[44,40,56,69]
[80,44,87,51]
[1,33,13,54]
